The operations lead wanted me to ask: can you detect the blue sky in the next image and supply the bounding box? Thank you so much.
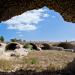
[0,7,75,42]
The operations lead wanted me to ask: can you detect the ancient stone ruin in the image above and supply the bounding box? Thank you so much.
[5,42,20,51]
[41,43,52,50]
[57,42,75,50]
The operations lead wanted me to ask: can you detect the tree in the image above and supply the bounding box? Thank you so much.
[0,36,4,42]
[11,38,17,42]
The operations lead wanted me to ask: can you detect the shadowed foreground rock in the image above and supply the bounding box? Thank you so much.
[0,0,75,22]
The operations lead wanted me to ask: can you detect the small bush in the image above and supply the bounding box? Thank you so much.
[23,43,33,50]
[0,36,4,42]
[31,58,38,64]
[10,38,17,42]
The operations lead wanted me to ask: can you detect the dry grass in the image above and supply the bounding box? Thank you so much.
[0,50,75,72]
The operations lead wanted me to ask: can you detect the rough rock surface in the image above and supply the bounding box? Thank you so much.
[0,43,29,60]
[0,0,75,22]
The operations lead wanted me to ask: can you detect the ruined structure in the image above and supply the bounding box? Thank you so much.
[5,42,20,50]
[0,0,75,22]
[26,42,52,50]
[57,42,75,50]
[41,43,52,50]
[23,43,38,50]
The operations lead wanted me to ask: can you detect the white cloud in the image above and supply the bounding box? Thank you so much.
[18,34,23,37]
[15,32,23,38]
[43,14,49,17]
[2,7,49,31]
[8,24,37,31]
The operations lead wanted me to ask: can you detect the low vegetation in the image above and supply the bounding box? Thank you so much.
[23,43,33,50]
[0,50,75,72]
[0,36,4,42]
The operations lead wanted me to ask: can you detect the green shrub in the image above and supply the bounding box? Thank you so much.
[23,43,33,50]
[10,38,17,42]
[0,36,4,42]
[31,58,38,64]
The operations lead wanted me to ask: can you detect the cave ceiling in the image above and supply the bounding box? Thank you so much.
[0,0,75,23]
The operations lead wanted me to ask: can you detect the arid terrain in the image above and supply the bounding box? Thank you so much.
[0,50,75,74]
[0,41,75,75]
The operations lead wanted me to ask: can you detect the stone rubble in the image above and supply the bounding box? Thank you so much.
[0,43,30,60]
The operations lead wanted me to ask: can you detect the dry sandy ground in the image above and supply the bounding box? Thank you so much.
[0,50,75,72]
[0,43,75,72]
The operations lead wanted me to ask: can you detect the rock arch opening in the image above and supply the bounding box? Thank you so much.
[41,43,52,50]
[57,42,75,49]
[0,43,2,47]
[5,42,20,51]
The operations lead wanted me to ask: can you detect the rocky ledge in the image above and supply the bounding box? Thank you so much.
[0,0,75,23]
